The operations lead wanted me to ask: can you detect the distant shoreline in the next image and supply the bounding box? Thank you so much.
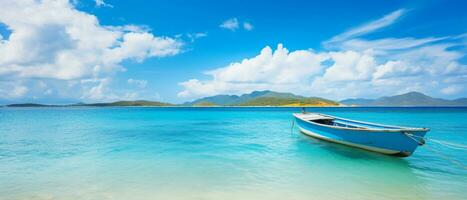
[2,105,467,108]
[2,104,342,108]
[3,90,466,108]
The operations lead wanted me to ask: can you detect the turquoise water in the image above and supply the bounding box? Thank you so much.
[0,107,466,200]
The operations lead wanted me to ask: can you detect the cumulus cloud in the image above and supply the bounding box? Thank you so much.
[179,9,467,100]
[372,61,421,79]
[178,44,329,97]
[179,42,466,100]
[105,32,181,63]
[0,0,182,101]
[320,50,376,82]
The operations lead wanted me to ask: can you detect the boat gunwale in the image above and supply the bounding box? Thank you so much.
[293,113,430,132]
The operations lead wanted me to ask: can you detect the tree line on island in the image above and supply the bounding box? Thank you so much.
[5,90,467,107]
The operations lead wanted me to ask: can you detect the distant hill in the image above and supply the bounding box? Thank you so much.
[6,103,56,107]
[7,91,465,107]
[192,101,219,107]
[85,100,173,107]
[184,90,339,106]
[340,92,467,106]
[7,100,173,107]
[183,95,240,106]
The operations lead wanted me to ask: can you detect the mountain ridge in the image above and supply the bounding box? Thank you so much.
[340,91,467,106]
[4,91,466,107]
[4,100,173,107]
[183,90,338,106]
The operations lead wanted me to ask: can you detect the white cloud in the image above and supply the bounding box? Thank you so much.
[0,80,28,99]
[81,78,110,100]
[179,8,466,100]
[372,61,421,79]
[106,32,182,63]
[0,0,182,100]
[178,44,329,98]
[243,22,253,31]
[220,18,239,31]
[207,44,327,84]
[220,18,254,31]
[320,50,376,82]
[12,86,28,98]
[326,9,405,45]
[441,85,463,95]
[128,78,148,88]
[79,78,158,102]
[179,41,466,100]
[186,32,207,42]
[95,0,113,8]
[335,37,446,54]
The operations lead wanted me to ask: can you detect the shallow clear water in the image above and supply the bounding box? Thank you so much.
[0,107,466,200]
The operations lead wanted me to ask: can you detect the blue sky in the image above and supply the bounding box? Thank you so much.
[0,0,466,104]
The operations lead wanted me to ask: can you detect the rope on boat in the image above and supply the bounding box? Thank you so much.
[404,132,467,170]
[403,132,425,146]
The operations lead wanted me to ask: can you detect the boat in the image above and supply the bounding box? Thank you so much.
[293,112,429,157]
